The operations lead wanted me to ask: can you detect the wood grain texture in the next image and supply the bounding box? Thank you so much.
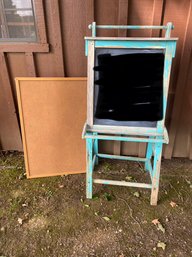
[0,53,22,150]
[164,0,192,158]
[86,0,94,36]
[60,0,87,76]
[95,0,118,37]
[118,0,129,37]
[16,78,87,178]
[25,53,36,77]
[48,0,65,76]
[0,0,192,159]
[33,0,47,43]
[151,0,164,37]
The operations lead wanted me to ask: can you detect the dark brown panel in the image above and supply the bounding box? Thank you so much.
[164,0,192,158]
[0,53,22,150]
[95,0,118,37]
[118,0,129,37]
[60,0,87,76]
[25,53,36,77]
[86,0,94,36]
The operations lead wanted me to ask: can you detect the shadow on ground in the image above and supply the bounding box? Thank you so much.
[0,152,192,257]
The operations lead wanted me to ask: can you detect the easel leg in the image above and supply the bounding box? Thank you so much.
[150,142,163,206]
[93,133,99,165]
[86,138,93,199]
[145,139,153,172]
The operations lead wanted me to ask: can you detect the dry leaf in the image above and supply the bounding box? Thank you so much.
[152,219,165,233]
[58,184,64,188]
[170,201,177,208]
[157,223,165,233]
[84,204,90,208]
[103,216,111,221]
[157,242,166,250]
[125,176,133,181]
[152,218,160,225]
[18,218,23,225]
[133,192,140,198]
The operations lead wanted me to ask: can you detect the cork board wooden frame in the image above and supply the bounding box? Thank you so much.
[15,78,87,178]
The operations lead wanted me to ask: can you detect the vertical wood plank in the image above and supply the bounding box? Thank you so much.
[151,0,164,37]
[25,53,36,77]
[34,0,47,43]
[0,53,22,150]
[164,2,192,159]
[118,0,129,37]
[49,0,65,76]
[86,0,94,36]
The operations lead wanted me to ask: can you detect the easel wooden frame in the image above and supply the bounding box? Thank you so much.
[83,22,178,205]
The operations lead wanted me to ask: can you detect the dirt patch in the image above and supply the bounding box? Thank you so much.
[0,152,192,257]
[26,216,49,231]
[72,228,122,257]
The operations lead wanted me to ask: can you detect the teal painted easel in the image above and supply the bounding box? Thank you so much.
[83,22,177,205]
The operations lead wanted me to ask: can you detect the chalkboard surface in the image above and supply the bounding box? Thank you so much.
[94,49,164,122]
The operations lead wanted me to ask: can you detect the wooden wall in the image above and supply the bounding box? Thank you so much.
[0,0,192,159]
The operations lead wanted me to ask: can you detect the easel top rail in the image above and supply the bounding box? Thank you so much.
[88,22,175,38]
[84,37,178,41]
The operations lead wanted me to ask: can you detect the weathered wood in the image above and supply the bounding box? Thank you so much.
[86,0,94,36]
[87,41,95,126]
[33,0,47,43]
[118,0,129,37]
[48,0,65,76]
[85,37,178,41]
[164,2,192,159]
[25,53,36,77]
[151,143,163,205]
[151,0,164,37]
[0,53,22,150]
[0,43,49,53]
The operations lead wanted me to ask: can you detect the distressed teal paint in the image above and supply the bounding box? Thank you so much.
[85,39,177,57]
[85,40,88,56]
[84,134,167,143]
[93,133,99,165]
[145,138,153,172]
[86,138,93,199]
[84,22,177,205]
[95,40,177,51]
[93,179,152,189]
[88,23,174,31]
[152,142,163,188]
[97,153,147,162]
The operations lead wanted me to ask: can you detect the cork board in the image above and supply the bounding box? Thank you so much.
[16,78,87,178]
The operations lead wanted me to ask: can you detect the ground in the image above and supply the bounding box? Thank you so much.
[0,152,192,257]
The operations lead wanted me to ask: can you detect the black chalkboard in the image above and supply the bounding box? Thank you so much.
[94,49,164,122]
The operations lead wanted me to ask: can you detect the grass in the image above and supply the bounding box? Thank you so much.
[0,152,192,256]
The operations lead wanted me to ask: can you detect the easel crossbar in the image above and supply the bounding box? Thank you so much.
[93,179,152,189]
[97,153,147,162]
